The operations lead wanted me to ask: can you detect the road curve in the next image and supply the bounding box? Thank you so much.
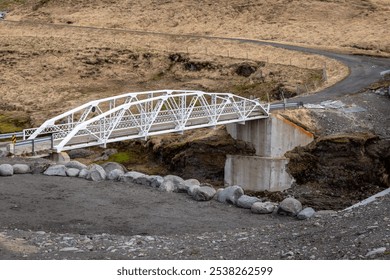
[2,20,390,103]
[239,39,390,103]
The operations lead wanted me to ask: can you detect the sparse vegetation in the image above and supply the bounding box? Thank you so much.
[0,0,26,10]
[0,113,30,133]
[107,152,136,165]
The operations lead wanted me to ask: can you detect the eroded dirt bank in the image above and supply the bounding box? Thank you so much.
[286,134,390,210]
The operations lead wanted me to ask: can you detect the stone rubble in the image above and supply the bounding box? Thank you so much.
[277,197,303,216]
[216,185,244,205]
[297,207,316,220]
[0,164,14,176]
[251,202,278,214]
[0,158,320,220]
[43,165,67,177]
[86,164,106,182]
[237,195,262,209]
[12,164,31,174]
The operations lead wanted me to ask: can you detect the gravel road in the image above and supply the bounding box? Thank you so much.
[0,173,389,260]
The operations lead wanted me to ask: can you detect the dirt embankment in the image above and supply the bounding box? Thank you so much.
[285,134,390,210]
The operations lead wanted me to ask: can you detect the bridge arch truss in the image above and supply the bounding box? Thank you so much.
[24,90,269,152]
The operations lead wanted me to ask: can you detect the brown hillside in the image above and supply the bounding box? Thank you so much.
[5,0,390,56]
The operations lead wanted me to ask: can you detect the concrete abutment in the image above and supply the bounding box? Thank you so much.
[225,114,313,192]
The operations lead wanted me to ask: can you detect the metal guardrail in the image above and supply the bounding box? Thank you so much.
[269,102,303,111]
[0,132,24,140]
[14,136,53,147]
[12,136,53,154]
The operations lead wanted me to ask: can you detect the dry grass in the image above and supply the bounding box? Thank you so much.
[0,21,343,127]
[7,0,390,56]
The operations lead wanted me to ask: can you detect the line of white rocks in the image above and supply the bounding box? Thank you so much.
[0,161,315,220]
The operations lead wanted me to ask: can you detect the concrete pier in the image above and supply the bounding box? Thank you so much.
[225,114,314,192]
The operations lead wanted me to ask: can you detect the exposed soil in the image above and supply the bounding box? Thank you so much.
[285,134,390,210]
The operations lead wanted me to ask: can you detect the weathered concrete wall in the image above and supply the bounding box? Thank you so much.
[226,114,314,157]
[225,114,314,192]
[225,155,294,192]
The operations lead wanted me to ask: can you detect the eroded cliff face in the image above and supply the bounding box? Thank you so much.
[145,126,255,185]
[285,134,390,209]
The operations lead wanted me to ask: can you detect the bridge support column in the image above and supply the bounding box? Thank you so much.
[225,114,314,192]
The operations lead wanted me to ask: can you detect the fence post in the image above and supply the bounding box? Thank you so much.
[51,134,54,150]
[322,62,328,81]
[32,139,35,154]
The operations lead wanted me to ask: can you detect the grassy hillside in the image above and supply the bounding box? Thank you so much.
[4,0,390,56]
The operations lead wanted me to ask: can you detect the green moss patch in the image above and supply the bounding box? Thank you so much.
[107,151,140,165]
[0,114,29,134]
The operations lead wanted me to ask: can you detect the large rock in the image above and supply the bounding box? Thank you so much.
[277,197,302,216]
[0,164,13,176]
[191,186,216,201]
[214,188,224,201]
[159,175,187,192]
[216,185,244,205]
[166,175,187,192]
[107,169,124,181]
[251,202,277,214]
[29,161,51,174]
[67,149,94,159]
[86,164,106,182]
[65,161,87,171]
[187,185,201,196]
[134,174,153,186]
[159,179,176,192]
[101,149,117,158]
[66,168,80,177]
[149,175,164,188]
[12,164,31,174]
[120,171,145,183]
[297,207,315,220]
[78,168,89,179]
[184,179,200,186]
[100,162,126,174]
[43,165,67,177]
[237,195,262,209]
[133,175,163,188]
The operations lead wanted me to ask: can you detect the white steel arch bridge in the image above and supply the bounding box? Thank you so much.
[23,90,270,153]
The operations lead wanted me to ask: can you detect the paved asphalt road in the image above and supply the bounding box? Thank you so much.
[238,39,390,103]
